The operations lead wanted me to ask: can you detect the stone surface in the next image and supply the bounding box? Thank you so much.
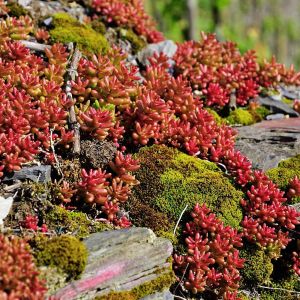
[2,165,51,183]
[235,118,300,170]
[54,228,173,300]
[141,290,174,300]
[137,40,177,67]
[255,96,299,117]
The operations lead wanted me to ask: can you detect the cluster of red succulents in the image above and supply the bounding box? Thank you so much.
[287,176,300,200]
[0,234,46,299]
[174,204,244,299]
[91,0,164,43]
[174,32,300,108]
[21,215,48,233]
[241,171,299,253]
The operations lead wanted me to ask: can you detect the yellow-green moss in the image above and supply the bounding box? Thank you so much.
[240,245,273,285]
[32,235,88,280]
[118,28,146,52]
[251,106,270,122]
[226,108,255,126]
[205,108,225,125]
[130,145,244,231]
[47,206,114,238]
[94,268,176,300]
[7,2,29,17]
[259,274,300,300]
[50,13,109,54]
[266,155,300,204]
[91,18,106,35]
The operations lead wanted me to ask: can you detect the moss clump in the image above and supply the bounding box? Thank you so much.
[47,205,114,238]
[7,2,29,17]
[259,274,300,300]
[50,13,109,54]
[130,145,244,231]
[251,106,270,122]
[95,268,175,300]
[91,18,106,35]
[240,245,273,285]
[226,108,255,126]
[32,235,88,280]
[205,108,225,125]
[118,28,146,52]
[266,155,300,204]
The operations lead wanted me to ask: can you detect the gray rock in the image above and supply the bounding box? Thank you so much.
[279,85,300,100]
[137,40,177,66]
[266,113,285,120]
[54,228,173,300]
[2,165,51,183]
[235,118,300,170]
[141,290,174,300]
[256,96,299,117]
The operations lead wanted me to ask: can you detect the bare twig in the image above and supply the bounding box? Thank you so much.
[174,296,188,300]
[174,262,190,294]
[258,285,300,294]
[174,204,188,235]
[3,182,22,192]
[19,40,51,52]
[50,128,63,176]
[65,43,82,154]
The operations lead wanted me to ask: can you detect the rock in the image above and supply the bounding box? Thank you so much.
[266,113,285,120]
[235,118,300,170]
[0,195,14,225]
[137,40,177,67]
[279,85,300,100]
[2,165,51,183]
[141,290,174,300]
[80,139,117,169]
[54,228,174,300]
[256,96,299,117]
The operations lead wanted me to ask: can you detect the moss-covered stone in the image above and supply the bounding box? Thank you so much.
[129,145,244,232]
[32,235,88,280]
[94,268,176,300]
[47,205,114,238]
[226,108,255,126]
[240,245,274,285]
[7,2,29,17]
[266,155,300,204]
[50,13,109,54]
[118,28,146,52]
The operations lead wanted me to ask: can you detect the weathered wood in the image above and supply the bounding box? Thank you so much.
[19,40,51,52]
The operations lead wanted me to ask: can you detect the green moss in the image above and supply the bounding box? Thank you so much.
[95,268,176,300]
[7,2,29,17]
[91,19,106,35]
[118,28,146,52]
[47,205,114,238]
[266,155,300,204]
[32,235,88,280]
[251,106,270,122]
[50,13,109,54]
[130,145,244,231]
[226,108,255,126]
[259,274,300,300]
[240,245,273,285]
[205,108,225,125]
